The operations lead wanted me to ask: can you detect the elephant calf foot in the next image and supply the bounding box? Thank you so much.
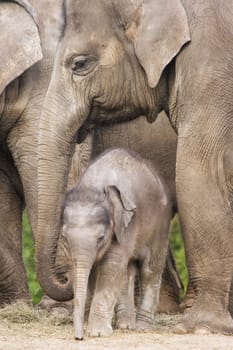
[87,319,113,337]
[115,309,136,330]
[173,306,233,335]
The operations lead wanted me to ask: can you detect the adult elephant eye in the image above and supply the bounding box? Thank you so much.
[72,55,97,76]
[97,233,105,247]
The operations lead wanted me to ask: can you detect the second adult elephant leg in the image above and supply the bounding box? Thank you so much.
[227,280,233,317]
[175,128,233,334]
[0,156,29,304]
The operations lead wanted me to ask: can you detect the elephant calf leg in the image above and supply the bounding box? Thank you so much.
[87,246,128,337]
[136,236,169,330]
[115,261,136,330]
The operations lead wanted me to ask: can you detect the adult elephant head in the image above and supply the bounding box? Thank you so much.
[36,0,190,300]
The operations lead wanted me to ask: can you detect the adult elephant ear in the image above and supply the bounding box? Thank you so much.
[126,0,190,89]
[0,0,42,95]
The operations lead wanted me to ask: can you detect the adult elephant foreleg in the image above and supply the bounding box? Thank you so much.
[0,153,29,304]
[174,126,233,334]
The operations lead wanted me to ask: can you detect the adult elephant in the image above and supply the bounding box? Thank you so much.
[36,0,233,334]
[0,0,65,303]
[0,0,181,311]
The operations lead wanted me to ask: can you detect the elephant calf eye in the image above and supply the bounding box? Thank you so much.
[72,55,97,76]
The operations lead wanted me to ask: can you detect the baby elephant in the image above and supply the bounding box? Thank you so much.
[62,148,172,339]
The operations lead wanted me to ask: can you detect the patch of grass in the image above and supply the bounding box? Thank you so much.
[0,302,72,326]
[0,302,41,324]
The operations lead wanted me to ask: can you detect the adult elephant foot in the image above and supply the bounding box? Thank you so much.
[38,295,73,317]
[174,302,233,335]
[179,282,196,312]
[158,283,180,314]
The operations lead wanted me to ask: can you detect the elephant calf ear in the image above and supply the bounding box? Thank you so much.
[0,2,42,95]
[106,186,136,244]
[127,0,190,88]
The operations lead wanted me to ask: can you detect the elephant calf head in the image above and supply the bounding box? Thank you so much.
[62,183,136,339]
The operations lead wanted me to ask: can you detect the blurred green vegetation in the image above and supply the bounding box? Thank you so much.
[169,215,188,297]
[22,212,43,305]
[22,212,188,305]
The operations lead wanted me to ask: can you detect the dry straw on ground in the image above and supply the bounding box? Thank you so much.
[0,302,233,350]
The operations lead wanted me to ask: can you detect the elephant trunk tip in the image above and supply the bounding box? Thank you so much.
[35,262,74,302]
[75,335,84,341]
[74,323,84,341]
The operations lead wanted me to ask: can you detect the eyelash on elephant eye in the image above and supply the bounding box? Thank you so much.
[71,55,98,76]
[97,234,105,246]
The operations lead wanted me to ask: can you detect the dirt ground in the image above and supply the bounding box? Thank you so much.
[0,304,233,350]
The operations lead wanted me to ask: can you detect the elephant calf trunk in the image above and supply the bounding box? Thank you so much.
[72,257,94,340]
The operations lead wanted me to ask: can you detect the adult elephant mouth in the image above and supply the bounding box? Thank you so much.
[77,104,146,144]
[76,107,97,144]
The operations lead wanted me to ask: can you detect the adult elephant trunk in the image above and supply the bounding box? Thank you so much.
[36,71,89,301]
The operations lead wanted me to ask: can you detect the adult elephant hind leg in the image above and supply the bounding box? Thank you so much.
[228,279,233,317]
[174,133,233,335]
[0,163,29,304]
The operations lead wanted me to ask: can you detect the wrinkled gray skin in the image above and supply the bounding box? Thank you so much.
[63,148,172,339]
[0,0,64,303]
[37,0,233,334]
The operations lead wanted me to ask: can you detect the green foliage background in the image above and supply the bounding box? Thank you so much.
[22,213,43,305]
[169,216,188,297]
[22,212,188,305]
